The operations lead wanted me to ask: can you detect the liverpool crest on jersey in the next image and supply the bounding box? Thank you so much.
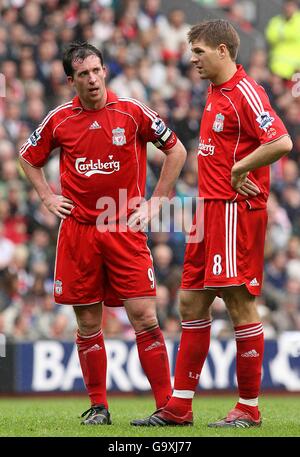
[212,113,224,132]
[112,127,126,146]
[55,280,62,295]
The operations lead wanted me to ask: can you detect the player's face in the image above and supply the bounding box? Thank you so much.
[68,54,107,110]
[190,40,223,82]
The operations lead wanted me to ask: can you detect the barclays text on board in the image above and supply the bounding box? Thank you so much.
[13,332,300,393]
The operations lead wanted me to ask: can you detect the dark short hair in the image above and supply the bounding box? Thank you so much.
[188,20,240,61]
[62,42,104,77]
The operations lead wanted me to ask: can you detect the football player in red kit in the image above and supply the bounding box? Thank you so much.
[19,42,187,425]
[132,20,292,428]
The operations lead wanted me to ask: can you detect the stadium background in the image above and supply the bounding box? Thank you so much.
[0,0,299,395]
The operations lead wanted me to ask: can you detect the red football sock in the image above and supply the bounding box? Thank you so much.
[76,329,108,409]
[235,402,260,420]
[135,326,172,409]
[166,319,211,416]
[234,322,264,420]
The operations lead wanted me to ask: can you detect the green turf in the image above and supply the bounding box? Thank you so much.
[0,395,299,437]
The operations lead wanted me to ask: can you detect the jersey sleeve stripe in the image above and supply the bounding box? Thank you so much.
[19,141,29,155]
[53,110,82,137]
[239,81,263,115]
[240,78,264,112]
[38,102,73,132]
[19,102,73,156]
[237,83,260,117]
[242,78,264,112]
[20,138,36,155]
[19,143,31,156]
[118,97,157,121]
[118,97,157,120]
[118,96,158,117]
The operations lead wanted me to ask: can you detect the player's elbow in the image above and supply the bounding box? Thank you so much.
[165,139,187,164]
[176,139,188,163]
[19,156,36,174]
[19,156,26,170]
[280,135,293,156]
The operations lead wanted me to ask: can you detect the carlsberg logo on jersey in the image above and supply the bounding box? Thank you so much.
[75,156,120,176]
[198,137,215,156]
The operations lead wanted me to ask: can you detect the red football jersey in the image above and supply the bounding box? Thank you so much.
[197,65,289,208]
[20,91,177,223]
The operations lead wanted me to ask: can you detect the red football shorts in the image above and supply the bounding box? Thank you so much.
[181,200,268,296]
[54,217,156,306]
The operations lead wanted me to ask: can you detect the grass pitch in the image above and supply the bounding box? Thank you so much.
[0,395,299,437]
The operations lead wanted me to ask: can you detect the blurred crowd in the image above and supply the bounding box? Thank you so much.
[0,0,300,342]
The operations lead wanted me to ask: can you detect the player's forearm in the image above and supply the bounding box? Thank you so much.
[233,135,293,174]
[19,157,54,202]
[152,140,187,201]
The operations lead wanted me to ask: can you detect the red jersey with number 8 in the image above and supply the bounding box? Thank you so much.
[197,65,288,208]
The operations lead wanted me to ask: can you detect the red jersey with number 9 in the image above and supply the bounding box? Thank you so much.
[20,91,177,223]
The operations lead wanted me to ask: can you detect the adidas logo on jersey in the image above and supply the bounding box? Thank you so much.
[250,277,260,286]
[206,103,212,111]
[89,121,101,129]
[241,349,259,358]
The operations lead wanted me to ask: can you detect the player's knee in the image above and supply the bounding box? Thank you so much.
[179,291,211,320]
[77,318,101,336]
[179,293,196,320]
[222,287,257,325]
[178,302,190,320]
[73,303,102,335]
[130,310,158,332]
[222,296,242,324]
[224,299,258,325]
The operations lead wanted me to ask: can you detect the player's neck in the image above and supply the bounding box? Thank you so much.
[211,62,237,86]
[80,91,108,111]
